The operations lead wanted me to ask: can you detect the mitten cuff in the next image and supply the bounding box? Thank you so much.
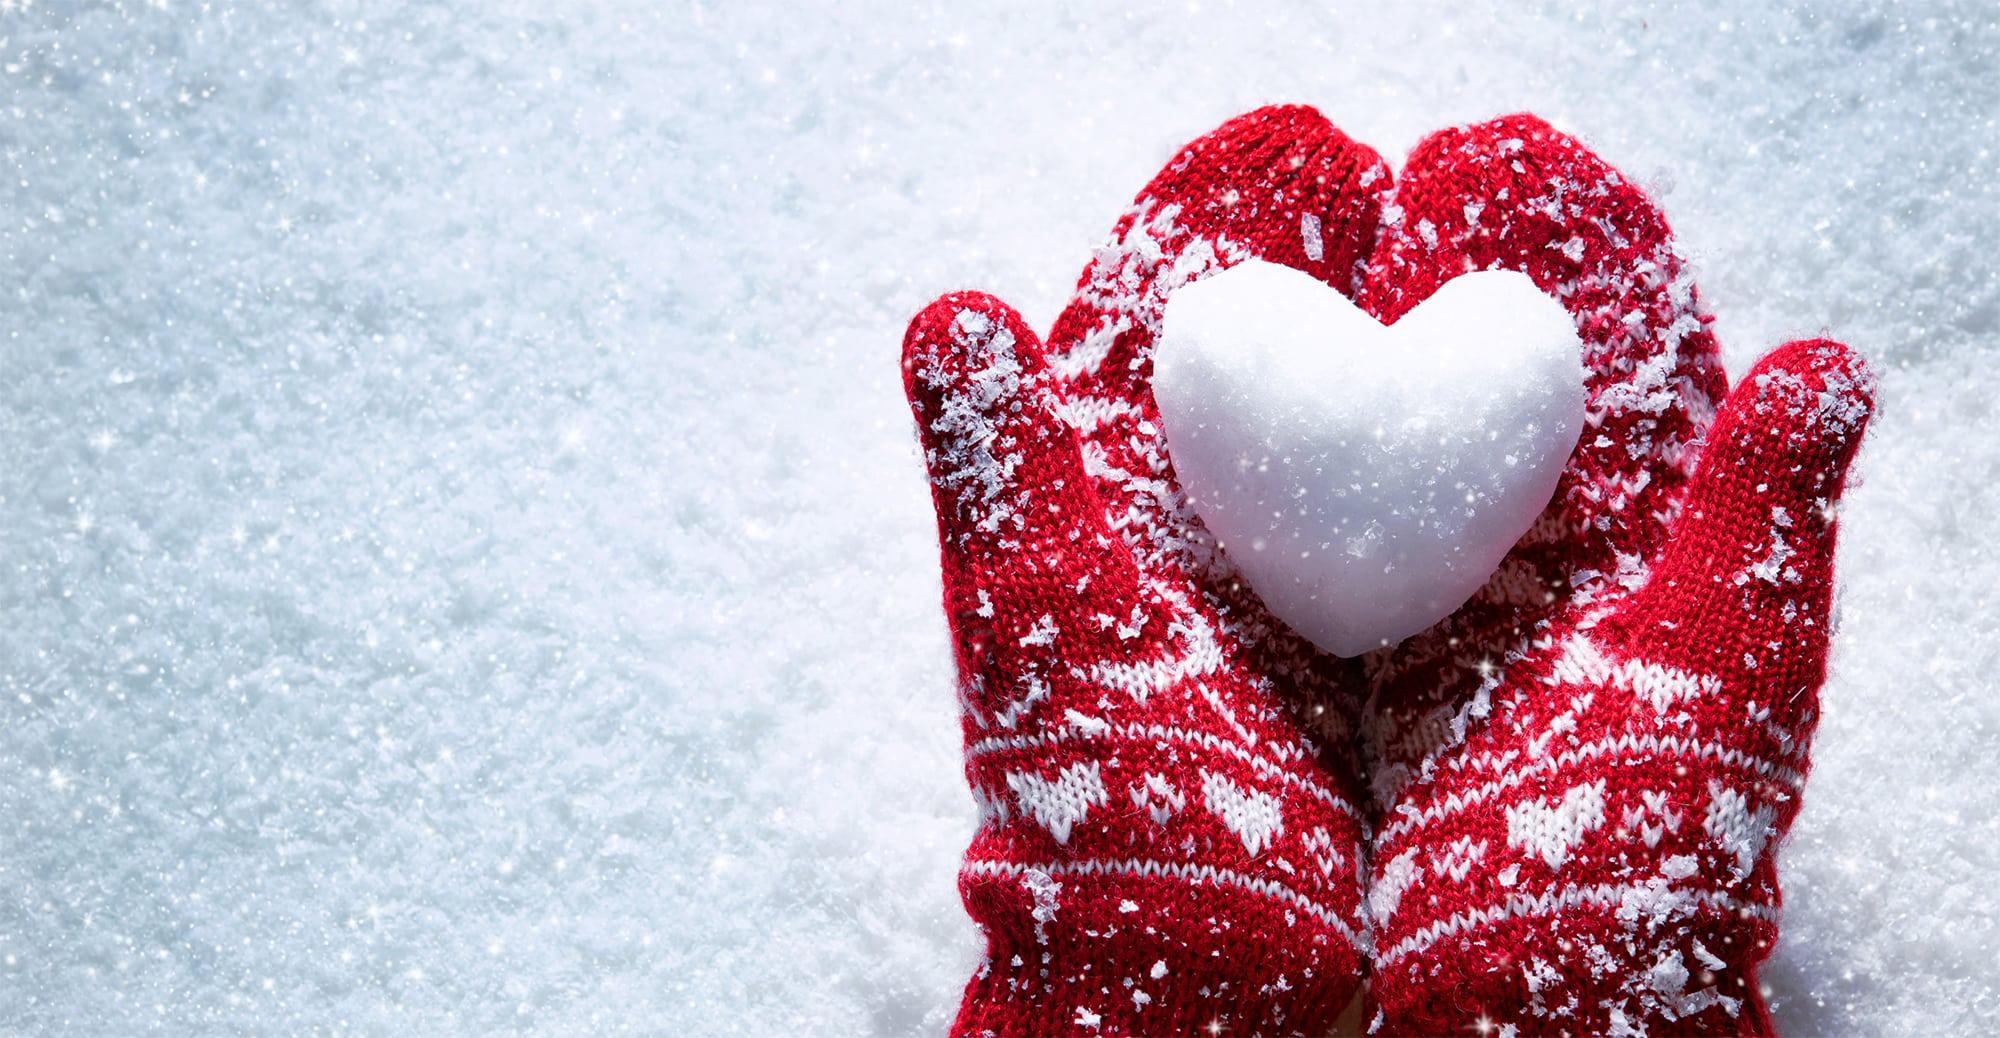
[951,865,1360,1037]
[1370,904,1779,1037]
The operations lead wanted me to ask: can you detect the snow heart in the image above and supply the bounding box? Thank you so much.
[1153,260,1585,657]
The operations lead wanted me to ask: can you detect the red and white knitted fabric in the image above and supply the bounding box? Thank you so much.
[904,108,1874,1037]
[902,107,1389,1037]
[1354,117,1875,1035]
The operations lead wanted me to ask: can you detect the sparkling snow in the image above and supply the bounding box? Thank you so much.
[2,2,1995,1034]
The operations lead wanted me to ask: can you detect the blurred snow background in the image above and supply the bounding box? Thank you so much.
[2,0,1996,1033]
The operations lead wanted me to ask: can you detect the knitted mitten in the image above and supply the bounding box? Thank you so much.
[903,106,1388,1037]
[1354,116,1875,1034]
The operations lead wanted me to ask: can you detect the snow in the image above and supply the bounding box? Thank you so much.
[1154,261,1583,657]
[1,1,1995,1034]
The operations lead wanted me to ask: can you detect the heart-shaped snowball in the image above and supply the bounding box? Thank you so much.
[1154,260,1585,657]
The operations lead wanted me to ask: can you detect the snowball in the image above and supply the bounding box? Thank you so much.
[1154,260,1585,656]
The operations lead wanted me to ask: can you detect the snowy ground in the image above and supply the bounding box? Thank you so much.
[3,1,1997,1034]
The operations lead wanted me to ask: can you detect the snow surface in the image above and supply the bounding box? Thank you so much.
[3,1,1996,1034]
[1155,261,1584,657]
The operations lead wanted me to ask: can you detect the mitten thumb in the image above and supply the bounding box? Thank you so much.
[1600,338,1875,686]
[902,291,1153,715]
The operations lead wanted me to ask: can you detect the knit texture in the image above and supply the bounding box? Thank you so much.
[902,106,1388,1037]
[1354,116,1875,1035]
[905,108,1874,1037]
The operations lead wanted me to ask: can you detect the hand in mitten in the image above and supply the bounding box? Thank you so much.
[1354,116,1875,1034]
[903,106,1387,1037]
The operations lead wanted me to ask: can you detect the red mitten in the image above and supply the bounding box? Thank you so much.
[1356,117,1875,1035]
[903,106,1388,1037]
